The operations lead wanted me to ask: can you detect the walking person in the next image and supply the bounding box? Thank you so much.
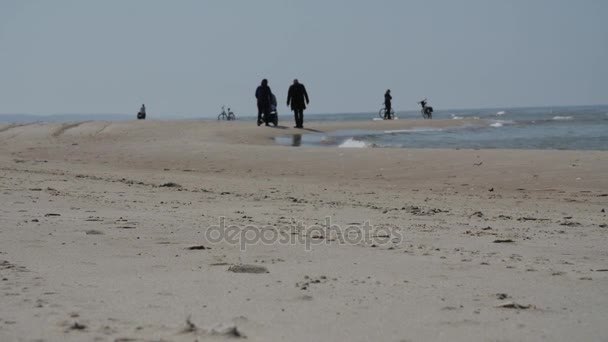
[286,79,309,129]
[384,89,392,120]
[255,79,273,126]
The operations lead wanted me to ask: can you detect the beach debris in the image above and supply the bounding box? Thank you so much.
[181,315,198,333]
[497,215,512,220]
[159,182,182,188]
[68,322,87,331]
[496,293,510,300]
[474,162,483,166]
[601,209,605,213]
[482,226,492,231]
[85,217,103,222]
[29,188,42,191]
[469,211,484,218]
[187,245,210,250]
[210,323,245,338]
[594,269,608,272]
[297,275,329,290]
[441,306,461,311]
[403,206,448,216]
[496,302,533,310]
[0,261,28,272]
[600,224,607,228]
[517,217,550,222]
[488,187,494,192]
[44,213,61,217]
[85,230,104,235]
[228,264,269,274]
[493,239,515,244]
[560,221,581,227]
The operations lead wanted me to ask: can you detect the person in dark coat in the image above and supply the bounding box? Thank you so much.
[286,79,309,128]
[137,104,146,120]
[384,89,392,120]
[255,79,273,126]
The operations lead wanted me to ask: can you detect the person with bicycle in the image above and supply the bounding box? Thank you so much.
[137,104,146,120]
[384,89,392,120]
[419,98,433,119]
[255,79,273,126]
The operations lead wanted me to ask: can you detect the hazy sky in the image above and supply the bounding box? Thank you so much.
[1,0,606,117]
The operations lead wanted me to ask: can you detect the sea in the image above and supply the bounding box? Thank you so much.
[274,105,608,150]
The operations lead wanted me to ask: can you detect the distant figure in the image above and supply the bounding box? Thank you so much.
[419,98,433,119]
[137,104,146,120]
[287,79,309,129]
[255,79,273,126]
[384,90,392,120]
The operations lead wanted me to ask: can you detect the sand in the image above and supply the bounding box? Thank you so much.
[0,119,607,341]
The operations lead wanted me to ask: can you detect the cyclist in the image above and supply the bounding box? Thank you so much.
[418,98,433,119]
[137,104,146,120]
[384,90,392,120]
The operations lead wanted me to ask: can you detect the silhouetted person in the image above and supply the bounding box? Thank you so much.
[419,98,433,119]
[255,79,273,126]
[384,90,392,120]
[137,104,146,120]
[287,79,309,128]
[419,98,427,108]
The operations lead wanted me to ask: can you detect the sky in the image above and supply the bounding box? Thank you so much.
[0,0,606,117]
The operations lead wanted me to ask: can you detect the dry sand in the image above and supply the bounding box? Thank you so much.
[0,119,607,341]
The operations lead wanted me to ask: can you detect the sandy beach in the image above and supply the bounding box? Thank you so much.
[0,119,607,341]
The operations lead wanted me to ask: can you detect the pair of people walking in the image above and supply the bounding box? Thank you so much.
[256,79,309,128]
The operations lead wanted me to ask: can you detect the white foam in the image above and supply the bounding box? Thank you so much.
[489,119,513,128]
[384,127,442,134]
[338,138,368,148]
[497,111,506,115]
[451,114,480,120]
[553,116,573,121]
[372,117,399,121]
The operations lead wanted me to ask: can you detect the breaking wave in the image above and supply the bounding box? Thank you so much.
[338,138,368,148]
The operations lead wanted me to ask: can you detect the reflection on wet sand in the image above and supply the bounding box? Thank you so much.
[292,134,302,146]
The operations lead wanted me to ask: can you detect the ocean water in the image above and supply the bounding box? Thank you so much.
[275,106,608,150]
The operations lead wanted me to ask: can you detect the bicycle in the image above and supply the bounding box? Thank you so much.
[217,106,236,121]
[378,105,395,120]
[419,98,433,119]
